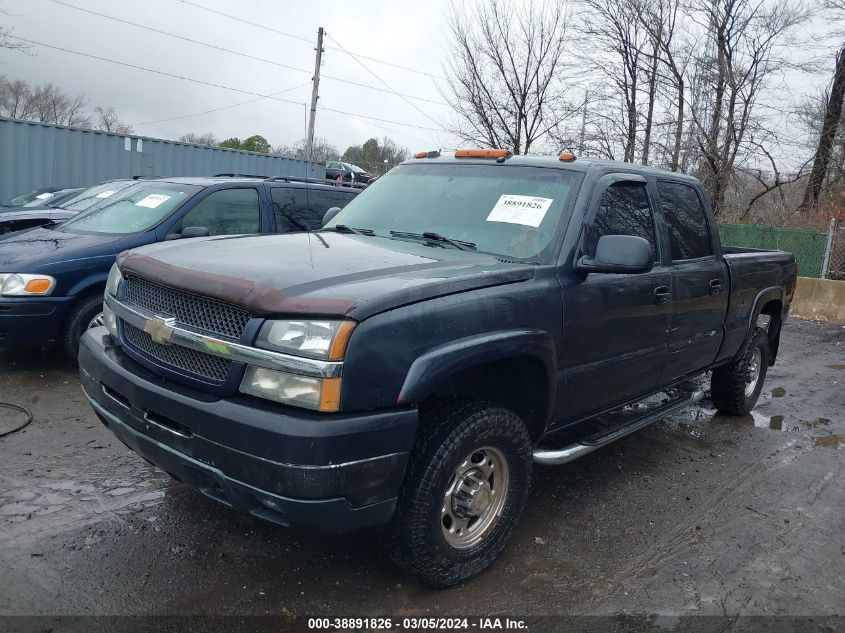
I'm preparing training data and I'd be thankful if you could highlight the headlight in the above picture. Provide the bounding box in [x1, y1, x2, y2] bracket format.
[240, 367, 341, 412]
[105, 263, 122, 297]
[0, 273, 57, 296]
[255, 320, 355, 360]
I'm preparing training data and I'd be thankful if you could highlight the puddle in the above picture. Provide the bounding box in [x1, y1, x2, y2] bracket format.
[825, 364, 845, 370]
[813, 435, 844, 448]
[771, 387, 786, 397]
[708, 409, 794, 432]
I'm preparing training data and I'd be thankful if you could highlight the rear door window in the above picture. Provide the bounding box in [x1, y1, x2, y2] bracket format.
[271, 187, 314, 232]
[658, 182, 714, 260]
[175, 187, 260, 236]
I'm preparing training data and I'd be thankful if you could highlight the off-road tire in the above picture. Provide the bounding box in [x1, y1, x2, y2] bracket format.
[711, 327, 770, 416]
[61, 293, 104, 361]
[386, 398, 532, 588]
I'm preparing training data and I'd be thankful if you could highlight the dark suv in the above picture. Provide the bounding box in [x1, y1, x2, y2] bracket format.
[0, 175, 358, 358]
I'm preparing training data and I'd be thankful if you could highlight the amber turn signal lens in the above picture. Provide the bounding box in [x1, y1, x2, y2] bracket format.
[455, 148, 510, 158]
[24, 278, 54, 294]
[319, 378, 342, 412]
[328, 321, 356, 361]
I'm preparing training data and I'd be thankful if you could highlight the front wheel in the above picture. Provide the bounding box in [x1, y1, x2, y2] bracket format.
[386, 399, 532, 588]
[711, 327, 770, 416]
[61, 294, 104, 361]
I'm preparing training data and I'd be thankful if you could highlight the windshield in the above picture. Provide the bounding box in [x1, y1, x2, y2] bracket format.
[59, 182, 201, 234]
[326, 163, 577, 260]
[59, 181, 138, 212]
[3, 189, 56, 207]
[344, 163, 366, 173]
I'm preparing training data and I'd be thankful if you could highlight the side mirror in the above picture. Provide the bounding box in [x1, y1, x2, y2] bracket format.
[165, 225, 210, 240]
[180, 226, 210, 239]
[322, 207, 342, 227]
[576, 235, 654, 274]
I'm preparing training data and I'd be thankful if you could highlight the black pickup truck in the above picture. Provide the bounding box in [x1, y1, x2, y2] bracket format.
[79, 151, 797, 587]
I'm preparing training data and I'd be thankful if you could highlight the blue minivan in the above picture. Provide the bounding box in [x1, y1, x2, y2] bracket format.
[0, 176, 360, 358]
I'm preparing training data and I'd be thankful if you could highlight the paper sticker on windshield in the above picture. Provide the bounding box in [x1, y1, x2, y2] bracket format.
[486, 195, 553, 228]
[35, 192, 53, 200]
[135, 194, 170, 209]
[96, 190, 117, 199]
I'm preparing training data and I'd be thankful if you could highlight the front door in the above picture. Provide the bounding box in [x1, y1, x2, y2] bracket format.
[558, 177, 671, 422]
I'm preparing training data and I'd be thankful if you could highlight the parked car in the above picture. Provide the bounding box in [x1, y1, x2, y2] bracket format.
[21, 187, 84, 209]
[325, 160, 372, 183]
[0, 176, 359, 358]
[0, 183, 137, 235]
[0, 186, 73, 208]
[79, 151, 796, 587]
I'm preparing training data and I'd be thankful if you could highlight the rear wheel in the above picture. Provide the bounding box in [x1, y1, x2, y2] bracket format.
[711, 327, 770, 415]
[61, 293, 104, 361]
[386, 399, 532, 588]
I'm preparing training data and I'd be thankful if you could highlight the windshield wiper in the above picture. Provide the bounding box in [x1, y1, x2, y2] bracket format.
[390, 230, 476, 252]
[333, 224, 375, 236]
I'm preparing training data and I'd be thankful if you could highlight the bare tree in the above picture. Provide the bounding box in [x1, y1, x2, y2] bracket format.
[581, 0, 654, 163]
[274, 137, 339, 162]
[179, 132, 219, 146]
[94, 105, 134, 134]
[800, 0, 845, 210]
[28, 82, 90, 127]
[688, 0, 807, 216]
[633, 0, 690, 170]
[443, 0, 573, 154]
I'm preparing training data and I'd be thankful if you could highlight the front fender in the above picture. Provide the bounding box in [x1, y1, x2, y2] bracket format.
[397, 328, 557, 421]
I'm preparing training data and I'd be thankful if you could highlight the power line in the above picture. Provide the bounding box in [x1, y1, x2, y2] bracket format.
[176, 0, 446, 81]
[134, 82, 311, 126]
[325, 32, 443, 128]
[320, 105, 449, 133]
[12, 36, 307, 107]
[11, 36, 453, 137]
[46, 0, 446, 106]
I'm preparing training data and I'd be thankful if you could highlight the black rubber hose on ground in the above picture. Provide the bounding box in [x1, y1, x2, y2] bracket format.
[0, 402, 33, 438]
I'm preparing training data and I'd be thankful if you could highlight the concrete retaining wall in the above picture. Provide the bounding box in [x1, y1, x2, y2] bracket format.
[790, 276, 845, 323]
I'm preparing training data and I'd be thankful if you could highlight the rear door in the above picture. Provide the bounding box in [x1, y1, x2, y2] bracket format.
[559, 176, 672, 420]
[656, 180, 729, 383]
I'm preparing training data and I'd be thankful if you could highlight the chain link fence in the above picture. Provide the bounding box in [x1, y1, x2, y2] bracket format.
[718, 223, 831, 278]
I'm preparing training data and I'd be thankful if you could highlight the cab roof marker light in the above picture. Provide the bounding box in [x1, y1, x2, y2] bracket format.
[414, 150, 441, 158]
[558, 151, 577, 162]
[454, 149, 511, 159]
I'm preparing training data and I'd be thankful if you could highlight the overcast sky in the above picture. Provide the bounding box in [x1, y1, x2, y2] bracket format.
[0, 0, 838, 166]
[0, 0, 459, 153]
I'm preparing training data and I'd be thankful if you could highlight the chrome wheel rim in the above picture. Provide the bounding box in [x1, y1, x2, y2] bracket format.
[745, 348, 762, 397]
[441, 446, 509, 550]
[87, 312, 104, 330]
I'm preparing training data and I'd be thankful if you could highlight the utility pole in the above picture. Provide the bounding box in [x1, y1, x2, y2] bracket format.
[306, 27, 324, 161]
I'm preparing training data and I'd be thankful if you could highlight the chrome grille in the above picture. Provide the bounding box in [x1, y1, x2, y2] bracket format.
[124, 322, 231, 383]
[124, 277, 250, 340]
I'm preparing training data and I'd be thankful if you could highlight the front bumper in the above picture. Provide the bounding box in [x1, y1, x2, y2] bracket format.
[0, 296, 72, 348]
[79, 328, 419, 532]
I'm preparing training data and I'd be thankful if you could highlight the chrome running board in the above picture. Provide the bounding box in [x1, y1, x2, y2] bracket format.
[532, 389, 705, 466]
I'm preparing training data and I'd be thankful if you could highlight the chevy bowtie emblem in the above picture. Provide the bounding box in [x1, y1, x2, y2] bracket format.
[144, 316, 176, 345]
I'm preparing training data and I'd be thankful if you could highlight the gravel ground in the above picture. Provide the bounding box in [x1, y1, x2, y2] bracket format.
[0, 319, 843, 628]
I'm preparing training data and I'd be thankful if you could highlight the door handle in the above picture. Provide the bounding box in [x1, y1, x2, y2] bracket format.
[709, 279, 722, 295]
[654, 286, 672, 304]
